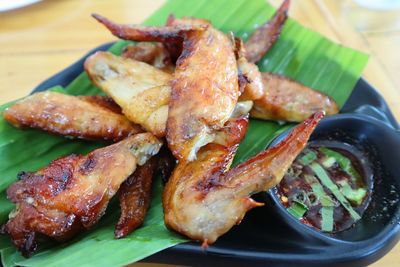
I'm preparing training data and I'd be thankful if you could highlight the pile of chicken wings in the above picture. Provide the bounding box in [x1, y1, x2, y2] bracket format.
[1, 0, 336, 256]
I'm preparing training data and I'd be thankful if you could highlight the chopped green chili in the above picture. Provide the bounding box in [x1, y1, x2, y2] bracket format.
[319, 147, 361, 182]
[337, 180, 367, 205]
[321, 206, 334, 232]
[299, 151, 317, 165]
[310, 162, 361, 221]
[304, 175, 335, 231]
[304, 175, 335, 207]
[287, 200, 308, 219]
[322, 157, 336, 168]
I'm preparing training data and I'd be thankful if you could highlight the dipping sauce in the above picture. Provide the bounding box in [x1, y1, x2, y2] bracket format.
[277, 141, 372, 233]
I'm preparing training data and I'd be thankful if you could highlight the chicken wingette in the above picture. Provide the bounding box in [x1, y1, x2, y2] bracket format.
[245, 0, 290, 63]
[251, 73, 338, 121]
[90, 15, 240, 161]
[3, 91, 142, 142]
[163, 112, 323, 245]
[85, 51, 171, 137]
[2, 133, 162, 256]
[115, 157, 157, 239]
[166, 18, 239, 161]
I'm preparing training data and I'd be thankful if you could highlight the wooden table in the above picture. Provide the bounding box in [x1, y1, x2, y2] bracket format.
[0, 0, 398, 266]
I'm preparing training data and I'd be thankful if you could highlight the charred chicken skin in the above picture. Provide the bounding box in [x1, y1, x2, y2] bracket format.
[2, 133, 162, 256]
[245, 0, 290, 63]
[92, 13, 208, 43]
[163, 112, 323, 245]
[115, 157, 157, 239]
[115, 147, 176, 239]
[3, 91, 142, 142]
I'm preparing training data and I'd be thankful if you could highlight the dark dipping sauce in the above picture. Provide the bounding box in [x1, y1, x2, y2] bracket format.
[277, 141, 373, 233]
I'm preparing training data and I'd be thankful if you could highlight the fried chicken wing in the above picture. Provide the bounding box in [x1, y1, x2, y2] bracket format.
[115, 144, 177, 239]
[166, 20, 239, 161]
[92, 13, 207, 43]
[85, 51, 172, 137]
[2, 133, 162, 256]
[251, 73, 339, 122]
[163, 111, 323, 245]
[3, 91, 142, 142]
[245, 0, 290, 63]
[122, 43, 174, 73]
[92, 14, 239, 161]
[115, 156, 157, 239]
[164, 15, 213, 62]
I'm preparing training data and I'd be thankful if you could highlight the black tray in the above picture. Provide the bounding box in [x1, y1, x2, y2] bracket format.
[31, 43, 400, 267]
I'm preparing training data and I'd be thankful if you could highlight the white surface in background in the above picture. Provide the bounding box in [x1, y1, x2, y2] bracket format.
[0, 0, 41, 12]
[354, 0, 400, 10]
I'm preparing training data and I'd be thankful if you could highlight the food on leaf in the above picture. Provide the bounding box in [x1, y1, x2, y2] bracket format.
[2, 133, 162, 256]
[3, 91, 142, 142]
[116, 156, 157, 239]
[245, 0, 290, 63]
[166, 17, 239, 161]
[164, 111, 323, 245]
[85, 51, 171, 137]
[92, 13, 208, 42]
[251, 73, 339, 122]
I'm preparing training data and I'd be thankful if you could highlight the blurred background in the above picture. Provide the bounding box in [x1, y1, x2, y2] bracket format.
[0, 0, 399, 265]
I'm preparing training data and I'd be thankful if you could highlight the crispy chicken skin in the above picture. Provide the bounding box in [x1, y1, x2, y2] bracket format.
[115, 156, 157, 239]
[163, 112, 323, 245]
[233, 37, 264, 101]
[251, 73, 339, 122]
[167, 19, 239, 161]
[92, 14, 240, 161]
[2, 133, 162, 256]
[92, 13, 208, 43]
[3, 91, 142, 142]
[85, 51, 172, 137]
[122, 43, 174, 73]
[245, 0, 290, 63]
[115, 145, 176, 238]
[77, 95, 123, 114]
[164, 15, 212, 62]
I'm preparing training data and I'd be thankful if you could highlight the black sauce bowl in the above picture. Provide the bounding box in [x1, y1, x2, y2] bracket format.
[264, 113, 400, 254]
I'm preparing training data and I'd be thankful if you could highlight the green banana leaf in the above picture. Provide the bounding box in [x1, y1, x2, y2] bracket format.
[0, 0, 368, 266]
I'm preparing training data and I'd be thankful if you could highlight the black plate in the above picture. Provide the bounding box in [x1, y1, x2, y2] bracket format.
[31, 43, 399, 267]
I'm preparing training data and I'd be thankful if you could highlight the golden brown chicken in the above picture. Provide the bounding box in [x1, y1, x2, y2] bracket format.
[91, 15, 240, 161]
[233, 37, 264, 101]
[122, 43, 174, 73]
[85, 51, 172, 137]
[2, 133, 162, 256]
[165, 17, 239, 161]
[115, 157, 157, 239]
[163, 112, 323, 245]
[163, 15, 216, 62]
[92, 13, 207, 42]
[115, 147, 176, 238]
[251, 73, 338, 121]
[242, 0, 339, 121]
[2, 91, 142, 142]
[245, 0, 290, 63]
